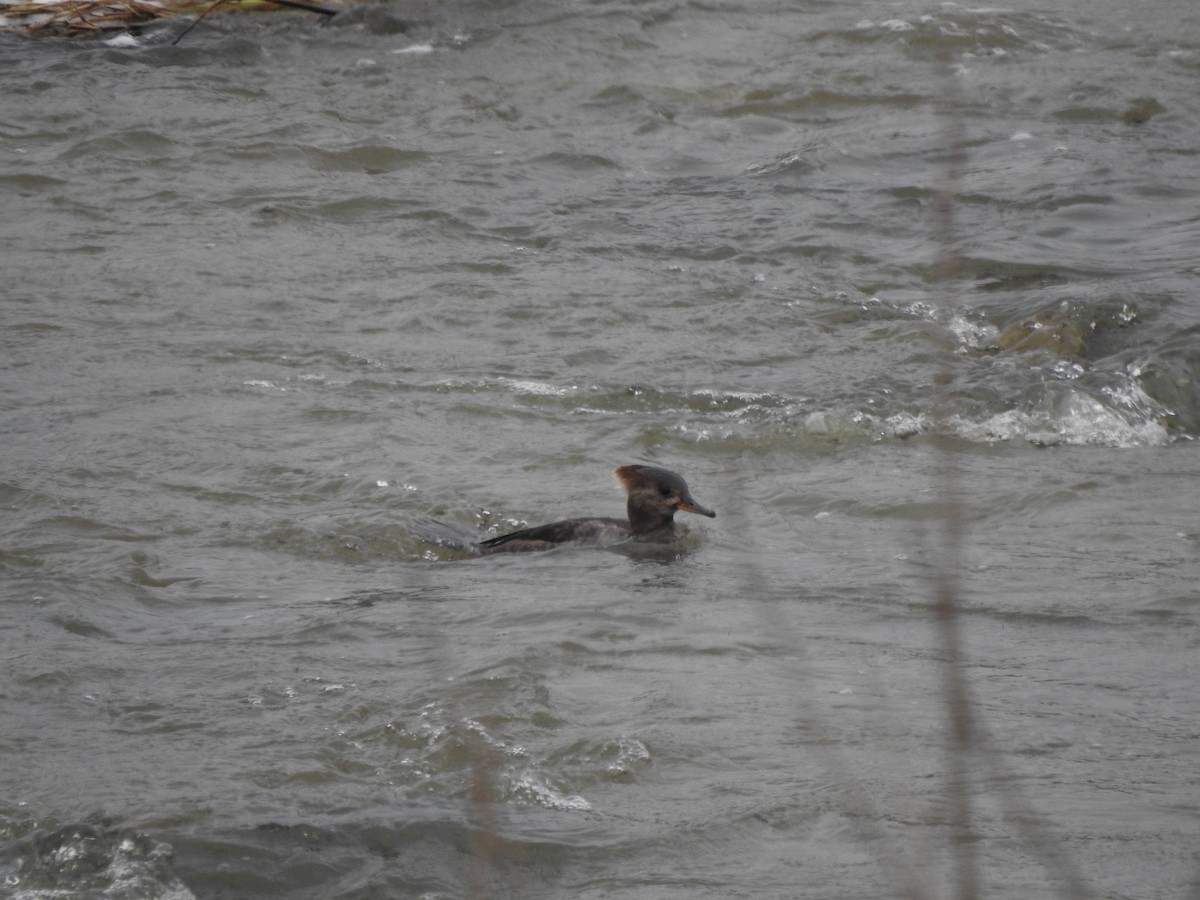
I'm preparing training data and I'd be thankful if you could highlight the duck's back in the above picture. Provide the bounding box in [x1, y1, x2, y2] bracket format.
[476, 517, 631, 554]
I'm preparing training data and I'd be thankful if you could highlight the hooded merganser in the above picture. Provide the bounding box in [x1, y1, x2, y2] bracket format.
[475, 465, 715, 555]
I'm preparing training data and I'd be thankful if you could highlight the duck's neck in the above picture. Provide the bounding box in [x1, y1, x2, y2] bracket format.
[627, 499, 675, 534]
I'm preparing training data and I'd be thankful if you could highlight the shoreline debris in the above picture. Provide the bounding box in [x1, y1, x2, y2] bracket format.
[1, 0, 339, 38]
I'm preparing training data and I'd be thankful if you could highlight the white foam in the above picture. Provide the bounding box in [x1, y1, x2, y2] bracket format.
[499, 377, 575, 397]
[512, 772, 592, 811]
[951, 383, 1171, 447]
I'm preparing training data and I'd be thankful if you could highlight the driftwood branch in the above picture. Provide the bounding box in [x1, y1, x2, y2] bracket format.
[7, 0, 339, 39]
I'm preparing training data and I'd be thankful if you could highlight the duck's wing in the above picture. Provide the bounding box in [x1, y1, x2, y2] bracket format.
[476, 517, 629, 554]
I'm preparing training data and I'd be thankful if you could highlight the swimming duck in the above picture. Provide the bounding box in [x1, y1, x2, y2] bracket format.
[475, 465, 715, 554]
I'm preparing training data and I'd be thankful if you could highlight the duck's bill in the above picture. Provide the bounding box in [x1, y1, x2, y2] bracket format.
[678, 501, 716, 518]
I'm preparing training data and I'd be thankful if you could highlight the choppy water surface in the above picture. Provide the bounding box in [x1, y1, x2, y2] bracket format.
[2, 0, 1199, 897]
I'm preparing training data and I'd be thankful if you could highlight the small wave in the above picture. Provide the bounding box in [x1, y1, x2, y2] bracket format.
[497, 377, 579, 397]
[951, 382, 1172, 447]
[416, 370, 1179, 449]
[391, 43, 435, 55]
[675, 386, 1172, 449]
[511, 772, 593, 812]
[0, 822, 195, 900]
[840, 6, 1086, 58]
[606, 736, 651, 775]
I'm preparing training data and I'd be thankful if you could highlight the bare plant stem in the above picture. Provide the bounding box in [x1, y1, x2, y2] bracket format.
[170, 0, 229, 45]
[931, 51, 980, 900]
[465, 732, 501, 900]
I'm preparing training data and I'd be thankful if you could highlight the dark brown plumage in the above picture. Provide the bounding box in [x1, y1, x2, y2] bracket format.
[476, 465, 715, 555]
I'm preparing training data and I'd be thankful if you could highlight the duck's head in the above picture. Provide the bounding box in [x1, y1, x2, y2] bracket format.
[615, 464, 716, 532]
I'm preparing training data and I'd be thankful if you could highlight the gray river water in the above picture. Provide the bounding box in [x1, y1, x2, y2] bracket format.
[2, 0, 1199, 897]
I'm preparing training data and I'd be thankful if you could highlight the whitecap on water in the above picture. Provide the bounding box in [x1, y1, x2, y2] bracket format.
[952, 381, 1171, 447]
[505, 380, 575, 397]
[947, 311, 999, 352]
[511, 772, 593, 812]
[492, 376, 578, 397]
[243, 379, 288, 391]
[795, 376, 1170, 447]
[606, 736, 650, 775]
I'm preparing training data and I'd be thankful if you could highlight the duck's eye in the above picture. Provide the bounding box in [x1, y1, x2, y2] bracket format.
[660, 485, 673, 497]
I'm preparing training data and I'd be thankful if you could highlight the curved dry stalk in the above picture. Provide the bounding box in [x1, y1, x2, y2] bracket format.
[169, 0, 229, 45]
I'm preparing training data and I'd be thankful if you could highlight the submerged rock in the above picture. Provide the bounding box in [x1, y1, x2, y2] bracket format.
[993, 305, 1090, 358]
